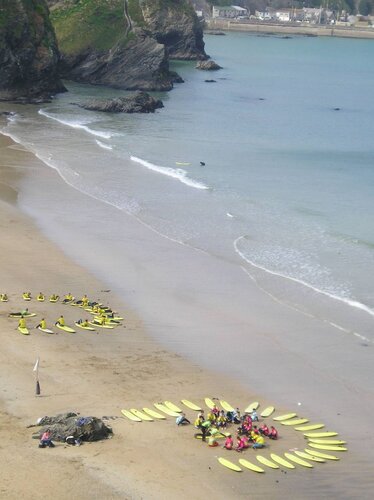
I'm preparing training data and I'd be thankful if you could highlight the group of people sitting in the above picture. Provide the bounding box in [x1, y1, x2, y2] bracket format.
[193, 406, 278, 451]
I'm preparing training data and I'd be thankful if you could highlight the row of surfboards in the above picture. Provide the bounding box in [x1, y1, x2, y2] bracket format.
[16, 320, 119, 335]
[217, 446, 344, 473]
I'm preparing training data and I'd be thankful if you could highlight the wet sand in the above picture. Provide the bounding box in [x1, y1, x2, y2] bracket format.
[0, 131, 373, 499]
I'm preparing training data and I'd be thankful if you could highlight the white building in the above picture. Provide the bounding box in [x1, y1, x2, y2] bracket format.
[212, 5, 248, 19]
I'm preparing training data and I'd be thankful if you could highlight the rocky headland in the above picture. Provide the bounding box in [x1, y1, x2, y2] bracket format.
[48, 0, 207, 91]
[0, 0, 65, 102]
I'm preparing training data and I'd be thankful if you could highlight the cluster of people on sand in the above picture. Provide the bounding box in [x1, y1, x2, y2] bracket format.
[193, 406, 278, 451]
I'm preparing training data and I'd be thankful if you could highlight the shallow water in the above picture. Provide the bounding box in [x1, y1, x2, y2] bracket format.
[2, 32, 374, 339]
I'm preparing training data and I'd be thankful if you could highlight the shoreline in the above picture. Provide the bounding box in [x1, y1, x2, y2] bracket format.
[206, 19, 374, 40]
[1, 121, 373, 497]
[0, 133, 303, 498]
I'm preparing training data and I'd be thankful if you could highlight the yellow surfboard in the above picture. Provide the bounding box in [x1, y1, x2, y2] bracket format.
[130, 409, 153, 422]
[121, 409, 142, 422]
[244, 401, 259, 413]
[18, 327, 29, 335]
[284, 453, 313, 468]
[308, 439, 346, 445]
[273, 413, 297, 422]
[164, 401, 182, 413]
[261, 406, 275, 418]
[294, 423, 324, 431]
[37, 326, 54, 334]
[239, 459, 264, 473]
[308, 443, 347, 452]
[295, 451, 325, 463]
[204, 398, 217, 410]
[143, 408, 166, 420]
[56, 324, 75, 333]
[304, 431, 338, 438]
[304, 449, 339, 460]
[154, 403, 180, 417]
[181, 399, 201, 411]
[218, 457, 242, 472]
[220, 400, 235, 412]
[281, 418, 309, 426]
[256, 455, 279, 469]
[270, 454, 295, 469]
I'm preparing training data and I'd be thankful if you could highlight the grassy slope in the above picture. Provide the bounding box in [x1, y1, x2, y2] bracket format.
[50, 0, 129, 55]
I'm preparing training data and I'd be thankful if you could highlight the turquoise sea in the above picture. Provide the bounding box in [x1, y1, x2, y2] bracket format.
[2, 32, 374, 341]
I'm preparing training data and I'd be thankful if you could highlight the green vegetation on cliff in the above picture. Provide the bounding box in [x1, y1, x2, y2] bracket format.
[50, 0, 130, 54]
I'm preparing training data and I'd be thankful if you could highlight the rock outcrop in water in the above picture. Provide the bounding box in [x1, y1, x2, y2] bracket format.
[77, 91, 164, 113]
[48, 0, 206, 91]
[196, 60, 222, 71]
[0, 0, 65, 102]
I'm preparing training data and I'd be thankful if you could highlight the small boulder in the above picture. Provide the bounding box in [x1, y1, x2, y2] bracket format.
[196, 60, 222, 71]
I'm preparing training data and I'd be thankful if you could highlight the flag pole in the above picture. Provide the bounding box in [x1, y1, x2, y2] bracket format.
[33, 357, 41, 395]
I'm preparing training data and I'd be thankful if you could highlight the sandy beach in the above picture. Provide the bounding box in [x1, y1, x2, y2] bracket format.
[0, 128, 373, 499]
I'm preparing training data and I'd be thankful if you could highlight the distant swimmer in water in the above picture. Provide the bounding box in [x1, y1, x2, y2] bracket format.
[200, 161, 205, 166]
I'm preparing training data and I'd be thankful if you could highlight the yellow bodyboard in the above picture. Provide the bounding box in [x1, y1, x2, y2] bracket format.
[218, 457, 242, 472]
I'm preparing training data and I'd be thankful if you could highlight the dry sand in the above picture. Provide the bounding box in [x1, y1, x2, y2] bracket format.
[0, 132, 371, 499]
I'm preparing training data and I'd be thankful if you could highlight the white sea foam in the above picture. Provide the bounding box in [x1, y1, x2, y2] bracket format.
[38, 109, 113, 139]
[130, 155, 210, 190]
[234, 235, 374, 318]
[95, 140, 113, 150]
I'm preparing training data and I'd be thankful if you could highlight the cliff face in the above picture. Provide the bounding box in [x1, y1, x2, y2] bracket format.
[48, 0, 206, 91]
[136, 0, 206, 60]
[0, 0, 65, 101]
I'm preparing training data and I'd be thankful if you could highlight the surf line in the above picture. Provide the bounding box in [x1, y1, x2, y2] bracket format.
[130, 155, 210, 191]
[38, 109, 114, 139]
[240, 265, 373, 344]
[234, 235, 374, 319]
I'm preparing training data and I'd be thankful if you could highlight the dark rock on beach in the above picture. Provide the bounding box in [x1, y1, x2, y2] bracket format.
[77, 91, 164, 113]
[196, 60, 222, 71]
[33, 412, 112, 442]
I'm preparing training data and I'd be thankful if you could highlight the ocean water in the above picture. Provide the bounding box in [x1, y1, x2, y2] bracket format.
[2, 32, 374, 339]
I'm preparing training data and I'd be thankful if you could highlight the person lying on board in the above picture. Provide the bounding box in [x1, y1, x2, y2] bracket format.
[62, 293, 74, 303]
[269, 426, 278, 440]
[223, 434, 234, 450]
[77, 319, 90, 328]
[176, 413, 191, 426]
[55, 315, 65, 326]
[0, 293, 8, 301]
[37, 292, 45, 300]
[50, 293, 59, 301]
[23, 292, 31, 299]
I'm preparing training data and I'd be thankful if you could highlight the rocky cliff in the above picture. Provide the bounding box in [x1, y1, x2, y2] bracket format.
[0, 0, 65, 101]
[48, 0, 206, 91]
[139, 0, 206, 60]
